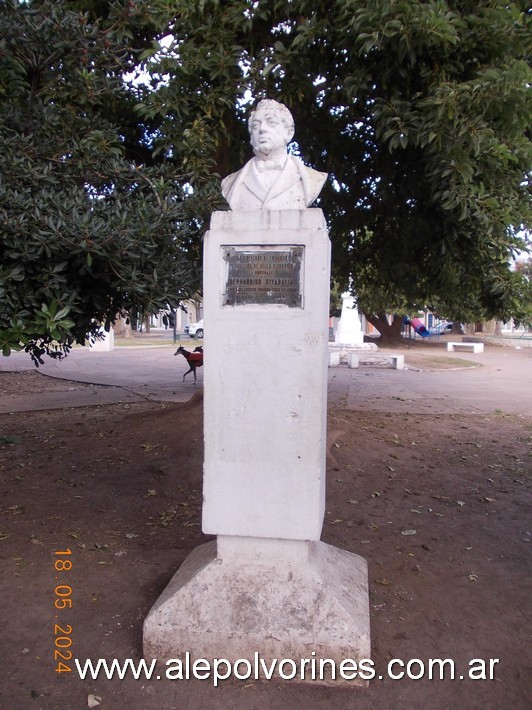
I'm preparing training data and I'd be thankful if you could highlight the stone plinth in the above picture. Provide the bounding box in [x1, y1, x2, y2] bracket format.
[335, 292, 364, 346]
[328, 341, 378, 366]
[202, 209, 330, 541]
[143, 537, 370, 686]
[143, 208, 370, 684]
[329, 351, 341, 367]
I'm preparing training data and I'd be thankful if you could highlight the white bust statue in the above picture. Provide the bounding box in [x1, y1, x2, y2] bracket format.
[221, 99, 327, 211]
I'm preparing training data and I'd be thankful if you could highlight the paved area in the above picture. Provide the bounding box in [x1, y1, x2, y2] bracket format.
[0, 342, 531, 416]
[328, 356, 531, 415]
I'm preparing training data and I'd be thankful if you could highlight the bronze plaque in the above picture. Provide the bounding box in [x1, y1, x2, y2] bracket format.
[223, 246, 303, 307]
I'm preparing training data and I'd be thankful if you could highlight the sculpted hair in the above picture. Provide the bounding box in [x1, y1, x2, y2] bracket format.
[248, 99, 295, 137]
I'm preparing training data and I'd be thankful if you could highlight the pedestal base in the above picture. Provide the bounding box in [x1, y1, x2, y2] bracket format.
[143, 538, 370, 686]
[329, 342, 378, 363]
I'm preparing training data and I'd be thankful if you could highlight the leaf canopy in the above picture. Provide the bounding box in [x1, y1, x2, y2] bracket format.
[139, 0, 531, 325]
[1, 0, 531, 360]
[0, 0, 217, 362]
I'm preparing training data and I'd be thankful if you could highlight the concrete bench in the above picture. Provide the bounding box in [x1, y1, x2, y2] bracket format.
[446, 341, 484, 353]
[347, 353, 405, 370]
[329, 351, 341, 367]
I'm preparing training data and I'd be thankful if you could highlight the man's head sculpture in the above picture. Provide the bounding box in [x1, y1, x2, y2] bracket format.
[221, 97, 327, 211]
[248, 99, 295, 156]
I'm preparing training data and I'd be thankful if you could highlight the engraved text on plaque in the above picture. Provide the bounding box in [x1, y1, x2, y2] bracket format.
[223, 246, 303, 307]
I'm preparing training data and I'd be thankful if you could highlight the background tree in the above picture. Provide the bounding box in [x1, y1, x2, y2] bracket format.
[0, 0, 215, 363]
[514, 257, 532, 325]
[2, 0, 530, 356]
[139, 0, 530, 342]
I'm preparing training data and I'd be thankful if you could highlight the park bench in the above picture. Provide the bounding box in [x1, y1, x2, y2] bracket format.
[446, 341, 484, 353]
[328, 352, 405, 369]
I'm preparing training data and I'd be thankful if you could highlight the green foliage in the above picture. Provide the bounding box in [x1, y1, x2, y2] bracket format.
[139, 0, 531, 331]
[514, 257, 532, 323]
[253, 1, 531, 327]
[1, 0, 531, 357]
[0, 0, 213, 363]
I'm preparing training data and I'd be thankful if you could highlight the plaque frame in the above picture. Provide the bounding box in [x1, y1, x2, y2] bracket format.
[222, 245, 304, 308]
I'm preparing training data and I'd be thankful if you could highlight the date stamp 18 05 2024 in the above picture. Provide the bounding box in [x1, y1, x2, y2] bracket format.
[52, 549, 73, 674]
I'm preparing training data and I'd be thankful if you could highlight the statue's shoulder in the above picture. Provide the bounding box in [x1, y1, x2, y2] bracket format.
[289, 156, 327, 205]
[221, 168, 240, 192]
[291, 155, 327, 182]
[221, 160, 253, 198]
[308, 166, 328, 186]
[221, 166, 243, 203]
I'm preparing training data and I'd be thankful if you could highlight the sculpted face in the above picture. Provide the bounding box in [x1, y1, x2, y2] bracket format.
[221, 97, 327, 210]
[250, 108, 293, 156]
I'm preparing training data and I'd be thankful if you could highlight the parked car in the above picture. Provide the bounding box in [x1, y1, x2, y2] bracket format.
[185, 319, 204, 339]
[429, 321, 452, 335]
[429, 321, 464, 335]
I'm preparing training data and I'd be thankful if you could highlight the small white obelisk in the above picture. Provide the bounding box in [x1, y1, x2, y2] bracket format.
[335, 292, 364, 345]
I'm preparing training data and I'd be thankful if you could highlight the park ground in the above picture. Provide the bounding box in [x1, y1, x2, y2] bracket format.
[0, 340, 530, 709]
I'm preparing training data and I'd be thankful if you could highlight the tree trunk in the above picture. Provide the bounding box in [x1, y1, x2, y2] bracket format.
[113, 313, 133, 338]
[451, 321, 463, 335]
[363, 313, 405, 345]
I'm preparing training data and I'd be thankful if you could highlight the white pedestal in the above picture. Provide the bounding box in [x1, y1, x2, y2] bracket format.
[143, 209, 370, 683]
[89, 328, 114, 351]
[335, 292, 364, 346]
[329, 351, 341, 367]
[144, 537, 370, 686]
[348, 353, 359, 368]
[202, 210, 330, 540]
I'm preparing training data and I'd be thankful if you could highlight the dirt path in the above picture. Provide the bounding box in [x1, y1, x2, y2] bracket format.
[0, 370, 531, 709]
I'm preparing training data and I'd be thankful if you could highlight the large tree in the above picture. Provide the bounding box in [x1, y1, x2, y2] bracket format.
[0, 0, 216, 363]
[2, 0, 531, 356]
[139, 0, 530, 342]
